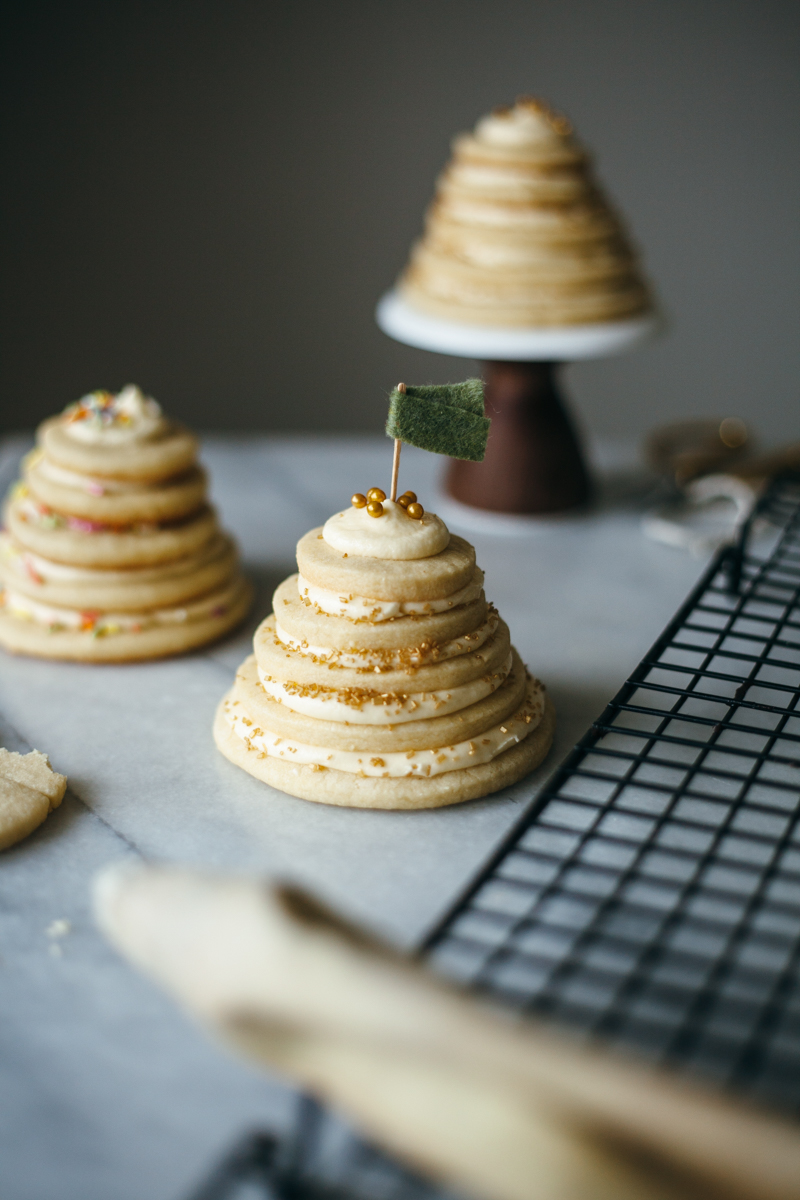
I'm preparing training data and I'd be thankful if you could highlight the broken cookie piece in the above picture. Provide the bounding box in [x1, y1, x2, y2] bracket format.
[0, 748, 67, 850]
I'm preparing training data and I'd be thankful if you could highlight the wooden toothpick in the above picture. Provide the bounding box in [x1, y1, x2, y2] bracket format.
[390, 383, 405, 501]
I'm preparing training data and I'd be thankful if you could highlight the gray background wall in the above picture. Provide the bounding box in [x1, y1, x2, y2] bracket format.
[2, 0, 799, 446]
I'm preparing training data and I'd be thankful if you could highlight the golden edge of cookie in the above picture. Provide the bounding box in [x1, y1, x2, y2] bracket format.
[213, 691, 555, 810]
[0, 578, 253, 663]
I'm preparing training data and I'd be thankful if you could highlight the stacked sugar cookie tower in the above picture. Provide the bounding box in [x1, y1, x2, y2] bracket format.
[0, 386, 251, 661]
[400, 96, 651, 327]
[215, 486, 554, 809]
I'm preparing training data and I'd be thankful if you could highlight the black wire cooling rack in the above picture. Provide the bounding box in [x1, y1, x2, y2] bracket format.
[188, 473, 800, 1200]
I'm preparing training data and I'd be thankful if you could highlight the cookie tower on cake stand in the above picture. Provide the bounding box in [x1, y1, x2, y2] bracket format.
[0, 386, 251, 661]
[377, 97, 659, 515]
[214, 382, 555, 809]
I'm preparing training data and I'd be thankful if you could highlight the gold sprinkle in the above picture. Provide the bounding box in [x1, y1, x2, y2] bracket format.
[468, 742, 477, 755]
[500, 726, 508, 733]
[370, 757, 386, 768]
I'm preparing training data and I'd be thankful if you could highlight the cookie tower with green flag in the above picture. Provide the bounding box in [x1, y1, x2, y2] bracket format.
[214, 378, 553, 810]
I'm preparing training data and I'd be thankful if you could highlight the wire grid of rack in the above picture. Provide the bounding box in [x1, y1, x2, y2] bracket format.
[424, 476, 800, 1111]
[190, 473, 800, 1199]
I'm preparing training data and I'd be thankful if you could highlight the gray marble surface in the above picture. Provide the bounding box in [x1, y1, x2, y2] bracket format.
[0, 434, 709, 1200]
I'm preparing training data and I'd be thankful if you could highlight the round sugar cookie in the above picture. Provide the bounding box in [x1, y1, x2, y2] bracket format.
[266, 597, 497, 670]
[272, 576, 487, 651]
[0, 532, 237, 612]
[25, 458, 207, 524]
[296, 529, 475, 601]
[6, 498, 219, 568]
[213, 690, 555, 809]
[255, 612, 510, 694]
[230, 650, 528, 752]
[0, 576, 252, 663]
[39, 417, 198, 482]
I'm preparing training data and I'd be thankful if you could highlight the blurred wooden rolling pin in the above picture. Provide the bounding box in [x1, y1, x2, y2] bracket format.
[95, 864, 800, 1200]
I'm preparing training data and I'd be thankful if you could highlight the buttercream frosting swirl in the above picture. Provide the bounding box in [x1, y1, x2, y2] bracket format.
[474, 100, 571, 148]
[61, 385, 165, 445]
[323, 499, 449, 560]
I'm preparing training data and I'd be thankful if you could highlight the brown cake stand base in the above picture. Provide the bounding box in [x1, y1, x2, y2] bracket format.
[446, 361, 592, 515]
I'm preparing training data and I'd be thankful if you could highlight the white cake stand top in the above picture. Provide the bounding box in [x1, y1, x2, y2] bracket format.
[376, 289, 661, 361]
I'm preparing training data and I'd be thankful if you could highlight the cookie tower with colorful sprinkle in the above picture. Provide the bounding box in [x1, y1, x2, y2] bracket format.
[0, 386, 251, 661]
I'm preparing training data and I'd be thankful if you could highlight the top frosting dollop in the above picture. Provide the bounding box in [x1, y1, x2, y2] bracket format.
[322, 499, 450, 560]
[474, 99, 572, 149]
[61, 385, 166, 445]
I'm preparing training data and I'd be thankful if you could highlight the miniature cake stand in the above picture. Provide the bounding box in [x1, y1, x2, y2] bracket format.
[376, 289, 660, 515]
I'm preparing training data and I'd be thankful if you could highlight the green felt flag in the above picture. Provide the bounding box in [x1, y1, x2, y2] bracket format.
[385, 379, 490, 462]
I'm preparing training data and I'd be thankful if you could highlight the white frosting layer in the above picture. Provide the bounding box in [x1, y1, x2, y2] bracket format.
[257, 653, 512, 724]
[224, 677, 544, 778]
[323, 499, 449, 560]
[0, 581, 237, 635]
[475, 102, 568, 148]
[273, 608, 498, 670]
[62, 385, 165, 445]
[295, 571, 482, 621]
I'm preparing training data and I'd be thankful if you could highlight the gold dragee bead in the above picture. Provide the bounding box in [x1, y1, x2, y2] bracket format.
[351, 493, 367, 509]
[397, 495, 410, 508]
[401, 490, 417, 504]
[367, 501, 384, 518]
[367, 487, 385, 503]
[407, 502, 424, 519]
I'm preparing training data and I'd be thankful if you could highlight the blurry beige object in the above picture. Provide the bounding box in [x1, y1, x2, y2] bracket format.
[0, 748, 66, 849]
[399, 97, 653, 328]
[642, 418, 800, 554]
[96, 863, 800, 1200]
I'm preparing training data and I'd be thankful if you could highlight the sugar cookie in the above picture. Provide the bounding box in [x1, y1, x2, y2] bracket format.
[296, 528, 475, 600]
